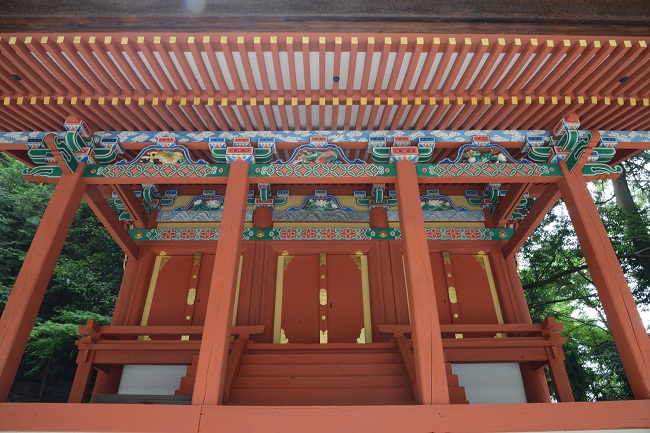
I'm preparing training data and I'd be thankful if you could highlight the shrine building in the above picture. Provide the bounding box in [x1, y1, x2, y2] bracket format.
[0, 1, 649, 432]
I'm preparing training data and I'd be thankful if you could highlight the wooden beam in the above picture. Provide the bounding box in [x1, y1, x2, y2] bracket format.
[1, 400, 650, 433]
[192, 160, 250, 405]
[396, 159, 449, 404]
[502, 184, 560, 258]
[112, 184, 150, 229]
[84, 185, 139, 259]
[0, 163, 86, 400]
[558, 161, 650, 399]
[492, 183, 530, 227]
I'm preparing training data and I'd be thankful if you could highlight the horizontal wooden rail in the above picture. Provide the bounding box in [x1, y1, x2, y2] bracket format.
[378, 317, 563, 337]
[78, 320, 264, 341]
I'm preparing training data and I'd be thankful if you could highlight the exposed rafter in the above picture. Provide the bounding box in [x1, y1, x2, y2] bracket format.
[0, 34, 648, 134]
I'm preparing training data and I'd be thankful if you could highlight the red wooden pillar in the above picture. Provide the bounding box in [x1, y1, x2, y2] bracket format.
[0, 166, 86, 401]
[252, 206, 273, 228]
[395, 160, 449, 404]
[192, 160, 250, 405]
[558, 161, 650, 399]
[369, 207, 389, 227]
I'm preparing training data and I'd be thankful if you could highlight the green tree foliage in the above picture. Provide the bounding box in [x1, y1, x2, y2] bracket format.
[0, 153, 123, 401]
[519, 152, 650, 401]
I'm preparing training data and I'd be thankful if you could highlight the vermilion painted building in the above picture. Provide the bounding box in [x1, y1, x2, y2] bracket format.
[0, 2, 649, 432]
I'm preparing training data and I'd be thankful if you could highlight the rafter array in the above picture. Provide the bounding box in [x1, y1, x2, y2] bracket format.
[0, 33, 648, 133]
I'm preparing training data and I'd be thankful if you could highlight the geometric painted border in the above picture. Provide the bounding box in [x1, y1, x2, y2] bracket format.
[4, 129, 649, 144]
[128, 227, 512, 241]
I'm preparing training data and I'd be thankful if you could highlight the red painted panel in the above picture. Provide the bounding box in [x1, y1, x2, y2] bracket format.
[282, 255, 320, 344]
[192, 254, 215, 326]
[452, 255, 500, 325]
[147, 255, 194, 326]
[327, 255, 365, 344]
[429, 253, 454, 325]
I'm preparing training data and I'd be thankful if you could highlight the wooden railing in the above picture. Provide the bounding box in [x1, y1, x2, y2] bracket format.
[69, 321, 263, 403]
[71, 318, 573, 403]
[378, 317, 573, 402]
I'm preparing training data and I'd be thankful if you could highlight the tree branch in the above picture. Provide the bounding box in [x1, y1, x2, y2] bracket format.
[523, 264, 589, 290]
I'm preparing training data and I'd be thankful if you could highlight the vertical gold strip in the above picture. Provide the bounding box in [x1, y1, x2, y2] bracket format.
[360, 254, 373, 343]
[273, 254, 286, 343]
[402, 256, 412, 324]
[481, 254, 505, 338]
[138, 254, 164, 340]
[231, 255, 244, 327]
[481, 254, 504, 324]
[140, 254, 163, 326]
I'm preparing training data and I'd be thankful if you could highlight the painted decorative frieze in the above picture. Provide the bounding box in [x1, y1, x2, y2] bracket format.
[128, 227, 512, 241]
[247, 184, 289, 208]
[521, 116, 620, 173]
[354, 184, 397, 209]
[117, 136, 207, 165]
[209, 136, 276, 164]
[110, 191, 133, 222]
[278, 136, 364, 165]
[85, 163, 229, 179]
[465, 184, 504, 213]
[5, 129, 650, 146]
[251, 163, 392, 178]
[418, 163, 556, 177]
[370, 135, 435, 163]
[441, 134, 529, 164]
[274, 190, 369, 222]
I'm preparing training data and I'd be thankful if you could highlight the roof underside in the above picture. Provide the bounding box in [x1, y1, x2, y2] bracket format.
[0, 32, 648, 134]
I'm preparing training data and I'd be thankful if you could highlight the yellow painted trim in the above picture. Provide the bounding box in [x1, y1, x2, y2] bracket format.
[360, 254, 372, 343]
[481, 254, 505, 326]
[273, 254, 286, 343]
[231, 255, 244, 327]
[138, 254, 164, 340]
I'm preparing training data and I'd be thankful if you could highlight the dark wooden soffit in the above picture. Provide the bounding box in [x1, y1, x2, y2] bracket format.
[0, 0, 649, 35]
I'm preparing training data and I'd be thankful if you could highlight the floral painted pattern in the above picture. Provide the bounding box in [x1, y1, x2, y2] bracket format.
[129, 227, 512, 241]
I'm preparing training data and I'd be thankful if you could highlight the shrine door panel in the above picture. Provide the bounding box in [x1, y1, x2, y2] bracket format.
[326, 255, 366, 344]
[143, 255, 194, 327]
[276, 254, 369, 344]
[429, 252, 504, 328]
[278, 255, 320, 344]
[143, 253, 237, 331]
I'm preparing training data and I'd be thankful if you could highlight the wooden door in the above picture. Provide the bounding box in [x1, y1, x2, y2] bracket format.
[275, 253, 370, 344]
[142, 252, 238, 335]
[430, 252, 504, 328]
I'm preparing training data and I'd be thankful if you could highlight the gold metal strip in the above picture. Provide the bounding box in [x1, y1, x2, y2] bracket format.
[360, 254, 373, 343]
[231, 255, 244, 327]
[273, 253, 287, 343]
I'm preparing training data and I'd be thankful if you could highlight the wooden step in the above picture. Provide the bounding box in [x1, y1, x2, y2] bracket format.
[238, 363, 406, 377]
[242, 352, 401, 365]
[94, 394, 192, 405]
[174, 355, 200, 396]
[449, 386, 469, 403]
[234, 375, 410, 389]
[446, 374, 460, 387]
[228, 387, 415, 405]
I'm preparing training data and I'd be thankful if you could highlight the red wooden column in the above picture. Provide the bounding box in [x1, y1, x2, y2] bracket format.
[369, 207, 389, 227]
[395, 160, 449, 404]
[0, 165, 86, 401]
[558, 161, 650, 399]
[192, 160, 250, 405]
[252, 206, 273, 228]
